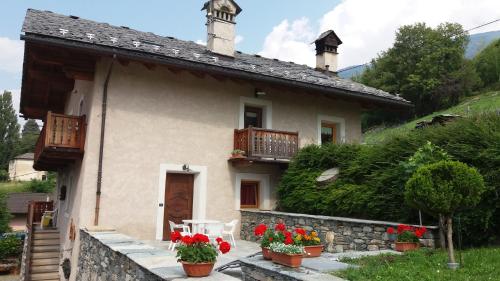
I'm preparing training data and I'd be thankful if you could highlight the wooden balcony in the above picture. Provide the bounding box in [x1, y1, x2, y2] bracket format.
[231, 127, 299, 166]
[34, 112, 86, 171]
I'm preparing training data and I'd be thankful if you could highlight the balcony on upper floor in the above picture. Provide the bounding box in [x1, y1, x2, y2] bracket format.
[34, 111, 86, 171]
[230, 127, 299, 166]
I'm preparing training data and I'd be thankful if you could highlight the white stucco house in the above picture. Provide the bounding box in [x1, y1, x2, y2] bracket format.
[18, 0, 410, 279]
[8, 153, 47, 181]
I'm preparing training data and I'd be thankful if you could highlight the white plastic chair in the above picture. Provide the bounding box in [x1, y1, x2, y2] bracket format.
[205, 223, 225, 244]
[168, 220, 191, 251]
[223, 219, 238, 247]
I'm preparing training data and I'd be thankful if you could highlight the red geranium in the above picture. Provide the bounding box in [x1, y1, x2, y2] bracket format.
[295, 228, 306, 235]
[268, 237, 273, 242]
[254, 224, 267, 236]
[192, 233, 210, 243]
[284, 231, 292, 238]
[415, 227, 427, 238]
[216, 237, 223, 244]
[181, 235, 194, 245]
[387, 227, 395, 235]
[171, 231, 182, 242]
[219, 241, 231, 254]
[284, 236, 294, 245]
[275, 223, 286, 232]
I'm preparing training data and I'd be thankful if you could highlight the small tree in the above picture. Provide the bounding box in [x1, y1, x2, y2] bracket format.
[405, 160, 485, 267]
[0, 193, 12, 234]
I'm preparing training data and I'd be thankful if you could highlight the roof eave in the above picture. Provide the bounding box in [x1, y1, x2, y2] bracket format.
[21, 33, 412, 108]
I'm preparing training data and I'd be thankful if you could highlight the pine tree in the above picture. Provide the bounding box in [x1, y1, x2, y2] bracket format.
[17, 119, 40, 155]
[0, 91, 20, 171]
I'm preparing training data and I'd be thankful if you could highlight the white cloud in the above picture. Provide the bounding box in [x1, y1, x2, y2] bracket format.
[260, 0, 500, 69]
[196, 39, 207, 46]
[259, 18, 316, 66]
[235, 35, 244, 45]
[0, 37, 24, 74]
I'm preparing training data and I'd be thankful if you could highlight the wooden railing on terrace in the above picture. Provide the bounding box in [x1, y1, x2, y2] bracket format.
[34, 111, 86, 163]
[234, 127, 299, 160]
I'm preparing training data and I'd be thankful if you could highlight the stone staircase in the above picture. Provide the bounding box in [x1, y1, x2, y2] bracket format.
[28, 227, 60, 281]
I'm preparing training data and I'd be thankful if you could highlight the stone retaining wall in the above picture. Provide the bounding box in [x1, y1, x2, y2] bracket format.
[240, 210, 438, 252]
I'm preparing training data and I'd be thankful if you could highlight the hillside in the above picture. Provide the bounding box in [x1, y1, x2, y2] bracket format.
[339, 30, 500, 79]
[363, 91, 500, 144]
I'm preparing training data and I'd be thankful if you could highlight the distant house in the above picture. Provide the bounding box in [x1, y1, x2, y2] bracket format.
[8, 153, 47, 181]
[6, 193, 52, 231]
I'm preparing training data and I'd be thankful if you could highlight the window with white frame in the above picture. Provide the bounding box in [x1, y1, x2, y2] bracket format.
[317, 115, 345, 145]
[239, 97, 272, 129]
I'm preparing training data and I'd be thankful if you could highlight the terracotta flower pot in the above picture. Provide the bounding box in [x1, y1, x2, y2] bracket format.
[303, 245, 323, 258]
[181, 262, 215, 277]
[395, 242, 420, 252]
[271, 252, 303, 268]
[262, 247, 272, 260]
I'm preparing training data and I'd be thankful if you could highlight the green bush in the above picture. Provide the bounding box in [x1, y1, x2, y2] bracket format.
[0, 236, 22, 260]
[0, 193, 12, 234]
[27, 172, 56, 193]
[277, 113, 500, 246]
[0, 170, 8, 182]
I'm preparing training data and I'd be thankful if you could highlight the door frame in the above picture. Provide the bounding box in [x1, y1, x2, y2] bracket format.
[156, 164, 208, 240]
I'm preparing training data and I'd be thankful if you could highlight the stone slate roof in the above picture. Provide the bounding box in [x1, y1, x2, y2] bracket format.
[14, 153, 34, 160]
[6, 193, 52, 214]
[21, 9, 409, 106]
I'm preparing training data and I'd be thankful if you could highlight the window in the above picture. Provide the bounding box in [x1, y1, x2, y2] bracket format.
[321, 122, 338, 144]
[240, 181, 259, 209]
[244, 106, 263, 128]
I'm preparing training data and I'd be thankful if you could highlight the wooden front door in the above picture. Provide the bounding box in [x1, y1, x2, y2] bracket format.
[163, 173, 194, 241]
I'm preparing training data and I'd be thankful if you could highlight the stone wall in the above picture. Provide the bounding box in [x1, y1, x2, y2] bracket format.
[77, 230, 163, 281]
[240, 210, 438, 252]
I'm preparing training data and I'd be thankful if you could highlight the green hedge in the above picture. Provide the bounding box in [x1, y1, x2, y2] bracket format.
[277, 113, 500, 246]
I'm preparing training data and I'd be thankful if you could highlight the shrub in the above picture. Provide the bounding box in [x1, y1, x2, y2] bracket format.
[0, 170, 8, 182]
[0, 236, 22, 260]
[405, 160, 486, 264]
[0, 193, 12, 234]
[277, 113, 500, 246]
[27, 172, 56, 193]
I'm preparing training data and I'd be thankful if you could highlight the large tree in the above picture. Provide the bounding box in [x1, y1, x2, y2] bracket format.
[474, 39, 500, 88]
[17, 119, 40, 155]
[360, 22, 480, 118]
[0, 91, 20, 171]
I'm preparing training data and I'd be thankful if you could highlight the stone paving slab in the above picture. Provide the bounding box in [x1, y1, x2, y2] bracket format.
[301, 257, 355, 272]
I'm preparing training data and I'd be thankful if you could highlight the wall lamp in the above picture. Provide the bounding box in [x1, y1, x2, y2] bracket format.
[182, 164, 190, 172]
[255, 89, 266, 98]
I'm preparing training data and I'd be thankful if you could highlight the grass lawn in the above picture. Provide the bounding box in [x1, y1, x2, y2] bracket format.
[333, 248, 500, 281]
[0, 181, 31, 195]
[363, 91, 500, 144]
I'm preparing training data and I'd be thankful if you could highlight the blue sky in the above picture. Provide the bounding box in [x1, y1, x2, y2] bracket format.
[2, 0, 500, 124]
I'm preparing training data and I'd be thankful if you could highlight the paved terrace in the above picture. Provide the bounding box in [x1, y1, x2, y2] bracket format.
[82, 230, 401, 281]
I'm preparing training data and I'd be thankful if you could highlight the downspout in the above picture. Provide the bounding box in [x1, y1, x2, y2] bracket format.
[94, 55, 116, 226]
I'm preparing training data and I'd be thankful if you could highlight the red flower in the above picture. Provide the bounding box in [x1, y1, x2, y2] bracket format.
[219, 241, 231, 254]
[387, 227, 395, 235]
[284, 231, 292, 238]
[254, 224, 267, 236]
[275, 223, 286, 232]
[415, 227, 427, 238]
[397, 224, 412, 234]
[295, 228, 306, 235]
[192, 233, 210, 243]
[181, 235, 194, 245]
[284, 236, 294, 245]
[216, 237, 223, 244]
[171, 231, 182, 242]
[268, 237, 273, 242]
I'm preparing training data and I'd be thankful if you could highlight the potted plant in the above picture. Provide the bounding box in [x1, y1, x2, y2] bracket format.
[230, 149, 246, 159]
[254, 224, 274, 260]
[175, 232, 231, 277]
[269, 242, 304, 268]
[293, 228, 323, 257]
[387, 224, 426, 252]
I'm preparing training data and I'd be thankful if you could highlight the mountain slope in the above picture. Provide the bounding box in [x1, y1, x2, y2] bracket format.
[363, 91, 500, 144]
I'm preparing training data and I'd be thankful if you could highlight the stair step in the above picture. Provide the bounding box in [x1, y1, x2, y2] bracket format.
[31, 264, 59, 273]
[33, 227, 59, 233]
[32, 257, 60, 266]
[32, 245, 59, 253]
[33, 239, 60, 246]
[32, 252, 59, 259]
[34, 232, 59, 240]
[30, 272, 59, 281]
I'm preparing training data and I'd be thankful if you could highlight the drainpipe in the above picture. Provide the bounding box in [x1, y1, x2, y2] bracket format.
[94, 55, 116, 226]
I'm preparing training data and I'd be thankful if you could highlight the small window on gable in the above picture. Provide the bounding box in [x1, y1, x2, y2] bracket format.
[321, 122, 338, 144]
[240, 181, 259, 209]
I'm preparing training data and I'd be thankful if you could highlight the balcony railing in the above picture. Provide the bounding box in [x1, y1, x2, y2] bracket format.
[233, 127, 299, 160]
[34, 111, 86, 170]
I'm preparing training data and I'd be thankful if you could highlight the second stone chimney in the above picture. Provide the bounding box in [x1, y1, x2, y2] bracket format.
[315, 30, 343, 73]
[202, 0, 242, 57]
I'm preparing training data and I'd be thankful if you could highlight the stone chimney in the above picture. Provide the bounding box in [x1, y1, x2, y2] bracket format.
[202, 0, 242, 57]
[315, 30, 343, 73]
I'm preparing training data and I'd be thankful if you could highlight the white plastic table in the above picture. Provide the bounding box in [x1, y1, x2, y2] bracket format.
[182, 219, 221, 234]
